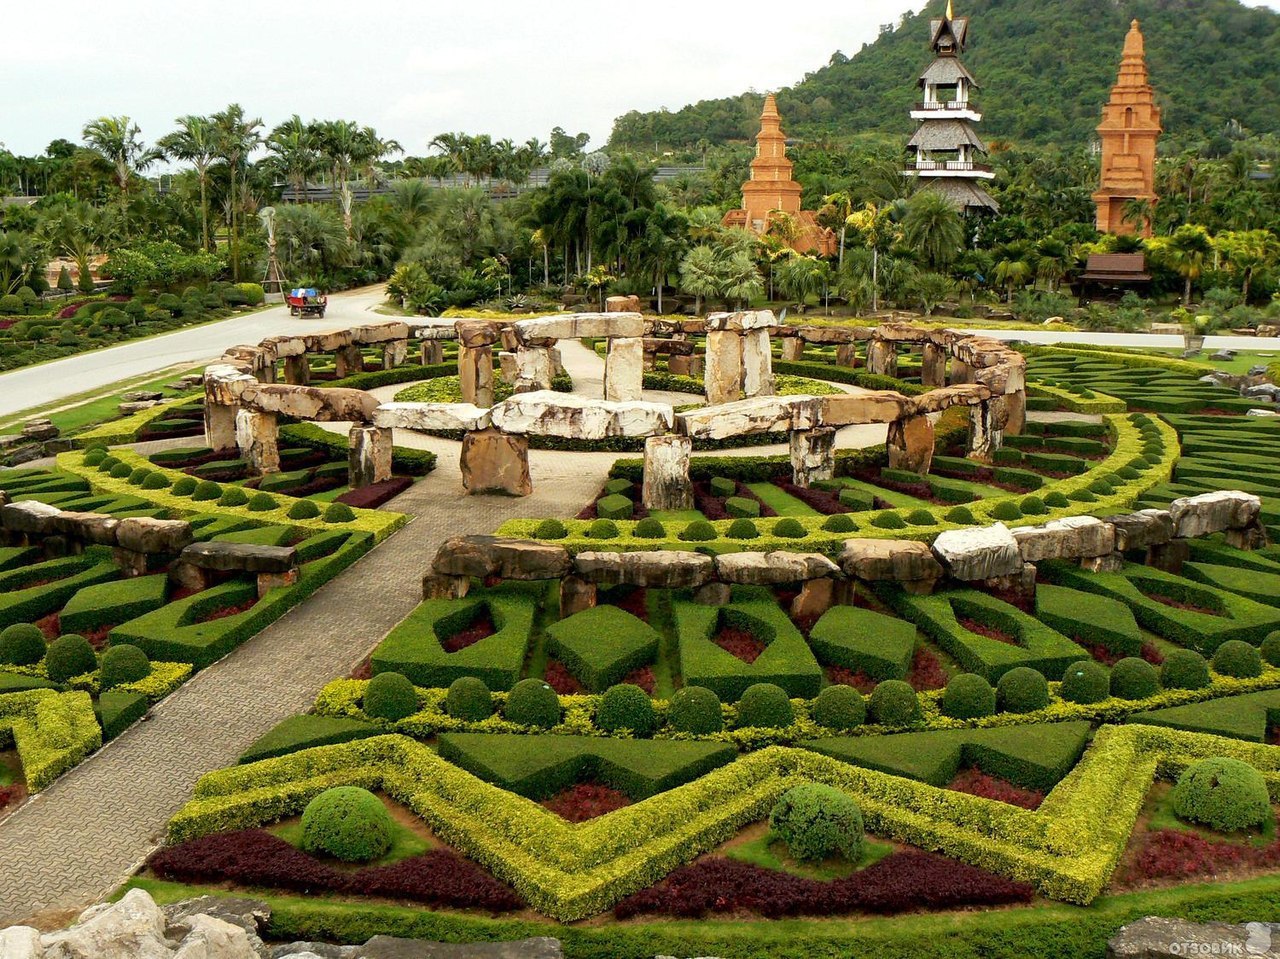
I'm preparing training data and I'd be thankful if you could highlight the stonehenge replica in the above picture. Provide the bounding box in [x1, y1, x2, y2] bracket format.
[200, 310, 1029, 502]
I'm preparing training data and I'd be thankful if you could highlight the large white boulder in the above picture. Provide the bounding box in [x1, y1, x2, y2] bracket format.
[932, 523, 1024, 581]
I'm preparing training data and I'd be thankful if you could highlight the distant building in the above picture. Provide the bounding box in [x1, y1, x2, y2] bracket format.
[722, 95, 836, 256]
[902, 0, 998, 213]
[1093, 20, 1162, 236]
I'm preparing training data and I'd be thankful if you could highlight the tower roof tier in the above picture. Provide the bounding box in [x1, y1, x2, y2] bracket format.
[919, 58, 977, 87]
[908, 119, 987, 153]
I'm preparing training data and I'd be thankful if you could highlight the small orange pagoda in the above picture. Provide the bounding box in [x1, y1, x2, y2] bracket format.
[723, 95, 836, 256]
[1093, 19, 1163, 236]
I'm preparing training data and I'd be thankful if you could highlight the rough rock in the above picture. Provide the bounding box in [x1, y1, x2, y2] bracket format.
[789, 427, 835, 487]
[606, 294, 642, 313]
[513, 313, 643, 343]
[272, 945, 356, 959]
[459, 345, 496, 409]
[51, 512, 119, 546]
[796, 325, 860, 345]
[573, 550, 714, 589]
[161, 896, 269, 943]
[348, 425, 393, 488]
[235, 409, 281, 475]
[558, 575, 597, 617]
[454, 320, 501, 349]
[931, 524, 1023, 581]
[490, 392, 672, 439]
[913, 383, 991, 415]
[642, 435, 693, 512]
[1169, 491, 1261, 538]
[356, 936, 563, 959]
[1108, 510, 1175, 552]
[179, 542, 298, 574]
[239, 385, 378, 424]
[886, 414, 935, 475]
[350, 321, 410, 345]
[460, 428, 531, 496]
[170, 914, 260, 959]
[1248, 409, 1280, 418]
[40, 888, 172, 959]
[677, 395, 817, 440]
[966, 398, 1006, 460]
[921, 341, 948, 388]
[514, 347, 554, 394]
[408, 323, 458, 341]
[705, 310, 774, 332]
[122, 391, 165, 403]
[839, 539, 943, 583]
[115, 517, 194, 554]
[714, 551, 840, 586]
[865, 339, 898, 377]
[820, 391, 913, 427]
[0, 926, 41, 958]
[0, 500, 63, 534]
[1013, 516, 1115, 563]
[603, 336, 644, 402]
[704, 329, 744, 406]
[374, 403, 492, 433]
[740, 328, 774, 398]
[433, 536, 570, 581]
[1107, 917, 1278, 959]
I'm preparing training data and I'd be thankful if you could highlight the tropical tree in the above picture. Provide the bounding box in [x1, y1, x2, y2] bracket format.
[1121, 197, 1156, 237]
[777, 255, 832, 311]
[311, 120, 401, 239]
[0, 231, 32, 294]
[820, 190, 856, 269]
[266, 115, 319, 201]
[1034, 236, 1070, 292]
[1157, 224, 1215, 306]
[1216, 229, 1280, 300]
[902, 190, 964, 271]
[81, 116, 159, 230]
[211, 104, 262, 280]
[157, 115, 217, 250]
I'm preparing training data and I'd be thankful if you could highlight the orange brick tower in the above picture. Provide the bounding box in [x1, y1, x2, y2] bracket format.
[723, 95, 836, 256]
[1094, 20, 1162, 236]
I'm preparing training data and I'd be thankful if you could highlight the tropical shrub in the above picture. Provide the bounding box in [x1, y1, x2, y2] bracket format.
[997, 667, 1049, 714]
[735, 683, 794, 729]
[942, 673, 996, 719]
[1059, 660, 1110, 704]
[99, 644, 150, 690]
[770, 784, 864, 862]
[504, 678, 560, 728]
[300, 786, 394, 862]
[1212, 641, 1263, 679]
[1162, 649, 1211, 690]
[812, 685, 866, 731]
[1171, 758, 1273, 833]
[0, 623, 47, 666]
[596, 684, 657, 736]
[870, 680, 921, 727]
[45, 634, 97, 683]
[1110, 657, 1160, 700]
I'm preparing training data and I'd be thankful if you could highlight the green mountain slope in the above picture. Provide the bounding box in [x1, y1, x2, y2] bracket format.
[609, 0, 1280, 149]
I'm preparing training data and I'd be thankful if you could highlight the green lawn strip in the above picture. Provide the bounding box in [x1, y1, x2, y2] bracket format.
[834, 477, 933, 510]
[725, 830, 895, 881]
[647, 509, 706, 525]
[0, 364, 203, 435]
[745, 483, 822, 517]
[647, 589, 680, 700]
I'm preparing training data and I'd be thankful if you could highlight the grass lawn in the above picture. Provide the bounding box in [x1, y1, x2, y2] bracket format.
[835, 477, 934, 511]
[725, 829, 896, 881]
[746, 483, 822, 517]
[648, 509, 706, 525]
[1139, 346, 1278, 376]
[0, 752, 17, 787]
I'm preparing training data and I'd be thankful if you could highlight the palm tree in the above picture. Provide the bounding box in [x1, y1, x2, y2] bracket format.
[1121, 198, 1156, 237]
[778, 255, 832, 311]
[312, 121, 400, 238]
[821, 190, 856, 270]
[212, 104, 263, 280]
[266, 115, 319, 201]
[1034, 237, 1070, 292]
[902, 190, 964, 271]
[0, 231, 31, 294]
[679, 244, 720, 315]
[157, 115, 217, 250]
[81, 116, 159, 231]
[1162, 224, 1215, 306]
[1216, 229, 1279, 301]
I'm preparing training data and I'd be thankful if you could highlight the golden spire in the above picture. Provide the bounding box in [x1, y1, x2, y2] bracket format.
[946, 0, 954, 20]
[1124, 19, 1145, 57]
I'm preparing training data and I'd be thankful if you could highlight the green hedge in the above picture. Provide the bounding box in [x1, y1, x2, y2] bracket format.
[546, 606, 659, 693]
[808, 606, 916, 680]
[59, 573, 169, 635]
[280, 422, 436, 476]
[240, 714, 381, 764]
[0, 689, 102, 790]
[1035, 584, 1143, 657]
[1127, 689, 1280, 742]
[0, 553, 120, 629]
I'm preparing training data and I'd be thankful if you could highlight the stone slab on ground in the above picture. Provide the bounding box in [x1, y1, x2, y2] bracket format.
[1107, 917, 1279, 958]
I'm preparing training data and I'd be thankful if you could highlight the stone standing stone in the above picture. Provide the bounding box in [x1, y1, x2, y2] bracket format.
[835, 343, 858, 368]
[781, 337, 805, 362]
[459, 345, 496, 409]
[235, 409, 280, 475]
[203, 401, 238, 452]
[887, 414, 936, 475]
[741, 328, 775, 398]
[420, 340, 445, 365]
[559, 575, 597, 617]
[283, 355, 310, 386]
[382, 340, 408, 370]
[932, 524, 1023, 581]
[967, 398, 1006, 461]
[348, 425, 393, 489]
[790, 427, 836, 487]
[604, 336, 644, 402]
[668, 353, 704, 378]
[642, 435, 694, 511]
[1004, 389, 1027, 437]
[515, 347, 554, 394]
[866, 339, 898, 377]
[705, 330, 743, 406]
[334, 344, 364, 379]
[460, 428, 531, 497]
[951, 357, 973, 385]
[921, 341, 948, 387]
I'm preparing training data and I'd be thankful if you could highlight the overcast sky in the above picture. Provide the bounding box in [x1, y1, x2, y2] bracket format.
[5, 0, 1280, 158]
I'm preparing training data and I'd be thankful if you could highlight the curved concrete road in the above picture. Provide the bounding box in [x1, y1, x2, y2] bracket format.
[0, 286, 390, 420]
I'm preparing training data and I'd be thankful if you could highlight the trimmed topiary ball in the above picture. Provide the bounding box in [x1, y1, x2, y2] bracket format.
[1162, 649, 1211, 690]
[445, 677, 493, 722]
[218, 486, 249, 507]
[99, 644, 151, 690]
[871, 512, 907, 530]
[633, 518, 666, 540]
[109, 462, 132, 479]
[1212, 640, 1263, 679]
[997, 667, 1049, 714]
[301, 786, 394, 863]
[1059, 660, 1110, 704]
[1262, 631, 1280, 668]
[1043, 491, 1071, 509]
[905, 509, 936, 527]
[945, 506, 977, 525]
[942, 673, 996, 719]
[668, 686, 723, 734]
[534, 518, 568, 540]
[869, 680, 921, 727]
[170, 476, 198, 497]
[773, 518, 806, 539]
[990, 501, 1023, 522]
[726, 518, 760, 540]
[770, 784, 864, 863]
[127, 467, 151, 486]
[247, 492, 277, 512]
[812, 685, 866, 731]
[83, 448, 107, 467]
[821, 513, 858, 534]
[97, 455, 121, 473]
[1110, 657, 1160, 700]
[364, 672, 419, 721]
[586, 519, 619, 540]
[1020, 496, 1048, 516]
[324, 503, 356, 523]
[288, 499, 321, 520]
[1172, 758, 1273, 834]
[1068, 489, 1097, 504]
[504, 678, 561, 728]
[192, 480, 222, 502]
[142, 472, 170, 490]
[0, 624, 47, 666]
[735, 683, 794, 729]
[679, 520, 718, 542]
[45, 634, 97, 683]
[596, 684, 657, 736]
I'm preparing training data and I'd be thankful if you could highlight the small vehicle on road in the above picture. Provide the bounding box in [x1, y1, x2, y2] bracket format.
[285, 288, 328, 318]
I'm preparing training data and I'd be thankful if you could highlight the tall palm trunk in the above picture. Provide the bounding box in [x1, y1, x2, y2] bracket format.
[198, 171, 210, 251]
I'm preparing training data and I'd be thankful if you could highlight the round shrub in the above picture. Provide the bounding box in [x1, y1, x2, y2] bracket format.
[504, 678, 560, 728]
[1261, 631, 1280, 667]
[678, 520, 717, 543]
[99, 644, 151, 690]
[191, 480, 222, 502]
[727, 518, 759, 540]
[1068, 489, 1097, 503]
[770, 784, 864, 863]
[1162, 649, 1211, 690]
[990, 501, 1023, 522]
[141, 472, 170, 490]
[300, 786, 394, 863]
[364, 672, 419, 722]
[905, 509, 936, 527]
[941, 673, 996, 719]
[288, 499, 321, 520]
[83, 448, 107, 467]
[997, 667, 1050, 714]
[534, 518, 568, 540]
[0, 624, 47, 666]
[218, 486, 249, 507]
[1110, 657, 1160, 700]
[1020, 496, 1048, 516]
[445, 677, 493, 722]
[586, 519, 619, 540]
[871, 512, 907, 530]
[1044, 491, 1071, 509]
[812, 685, 866, 731]
[772, 518, 806, 539]
[1172, 758, 1273, 833]
[1089, 479, 1116, 496]
[633, 518, 666, 540]
[869, 680, 921, 727]
[945, 506, 976, 525]
[324, 503, 356, 524]
[171, 477, 198, 497]
[596, 684, 657, 736]
[735, 683, 794, 729]
[668, 686, 723, 734]
[1212, 640, 1263, 679]
[45, 634, 97, 683]
[247, 492, 277, 512]
[821, 513, 858, 534]
[127, 467, 151, 486]
[110, 462, 132, 479]
[97, 455, 121, 473]
[1059, 660, 1110, 704]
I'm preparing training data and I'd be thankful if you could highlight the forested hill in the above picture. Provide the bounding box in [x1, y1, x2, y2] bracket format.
[609, 0, 1280, 150]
